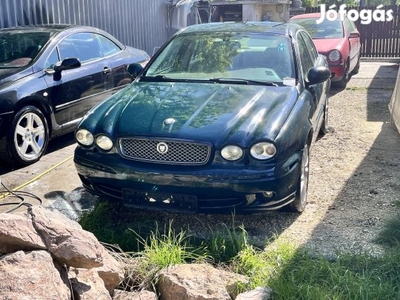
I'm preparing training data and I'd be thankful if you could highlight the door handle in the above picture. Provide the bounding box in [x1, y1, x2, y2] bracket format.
[102, 67, 111, 75]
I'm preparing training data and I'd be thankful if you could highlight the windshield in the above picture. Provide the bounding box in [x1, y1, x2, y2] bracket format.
[290, 18, 344, 39]
[145, 31, 296, 86]
[0, 31, 51, 68]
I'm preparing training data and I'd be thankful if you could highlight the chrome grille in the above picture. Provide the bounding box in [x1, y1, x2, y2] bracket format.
[119, 138, 211, 165]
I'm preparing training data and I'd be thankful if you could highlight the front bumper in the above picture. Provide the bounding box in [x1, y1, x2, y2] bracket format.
[329, 64, 345, 82]
[74, 147, 303, 214]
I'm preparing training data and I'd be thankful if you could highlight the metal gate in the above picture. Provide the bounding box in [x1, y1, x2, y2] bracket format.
[0, 0, 170, 55]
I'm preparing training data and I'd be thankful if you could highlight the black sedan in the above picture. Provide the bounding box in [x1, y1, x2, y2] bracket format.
[74, 22, 331, 214]
[0, 25, 149, 166]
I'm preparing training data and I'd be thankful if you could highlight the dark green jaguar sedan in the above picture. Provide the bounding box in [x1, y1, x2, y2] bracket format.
[74, 21, 331, 214]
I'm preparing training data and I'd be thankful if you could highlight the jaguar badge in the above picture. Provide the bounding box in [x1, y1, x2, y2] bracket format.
[156, 142, 169, 154]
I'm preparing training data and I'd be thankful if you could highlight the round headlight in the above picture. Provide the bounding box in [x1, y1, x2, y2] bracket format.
[250, 142, 276, 160]
[96, 135, 113, 151]
[328, 50, 340, 62]
[76, 129, 94, 146]
[221, 145, 243, 161]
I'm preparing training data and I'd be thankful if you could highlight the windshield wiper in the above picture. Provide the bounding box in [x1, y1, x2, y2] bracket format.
[140, 75, 190, 83]
[209, 77, 278, 87]
[140, 75, 169, 81]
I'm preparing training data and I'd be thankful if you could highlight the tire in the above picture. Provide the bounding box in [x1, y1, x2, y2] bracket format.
[289, 144, 310, 213]
[7, 106, 49, 166]
[319, 100, 330, 136]
[334, 62, 350, 88]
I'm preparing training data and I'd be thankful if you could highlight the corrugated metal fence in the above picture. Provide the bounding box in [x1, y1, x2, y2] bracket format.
[306, 5, 400, 59]
[0, 0, 171, 55]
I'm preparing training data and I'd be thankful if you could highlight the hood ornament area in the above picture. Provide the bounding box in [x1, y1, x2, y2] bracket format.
[162, 117, 176, 132]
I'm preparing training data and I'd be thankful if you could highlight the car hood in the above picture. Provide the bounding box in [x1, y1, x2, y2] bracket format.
[0, 67, 31, 86]
[86, 81, 298, 147]
[313, 38, 343, 53]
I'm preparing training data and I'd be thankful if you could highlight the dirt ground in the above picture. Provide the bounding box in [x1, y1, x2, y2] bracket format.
[1, 61, 399, 258]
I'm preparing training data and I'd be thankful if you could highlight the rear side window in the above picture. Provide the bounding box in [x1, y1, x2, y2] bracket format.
[97, 35, 121, 57]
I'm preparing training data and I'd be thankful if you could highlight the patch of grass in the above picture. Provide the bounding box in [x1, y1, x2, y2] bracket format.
[79, 202, 400, 298]
[203, 222, 249, 263]
[345, 86, 367, 91]
[375, 213, 400, 248]
[120, 221, 208, 291]
[268, 249, 400, 300]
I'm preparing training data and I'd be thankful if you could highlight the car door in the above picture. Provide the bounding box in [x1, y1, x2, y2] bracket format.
[297, 31, 326, 131]
[97, 34, 135, 95]
[344, 17, 361, 71]
[44, 32, 112, 127]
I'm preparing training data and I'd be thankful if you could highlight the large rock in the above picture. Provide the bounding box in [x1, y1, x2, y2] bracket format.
[0, 212, 46, 254]
[96, 247, 125, 291]
[112, 289, 158, 300]
[0, 250, 71, 299]
[0, 206, 272, 299]
[156, 263, 250, 300]
[29, 206, 104, 268]
[236, 287, 272, 300]
[70, 268, 112, 299]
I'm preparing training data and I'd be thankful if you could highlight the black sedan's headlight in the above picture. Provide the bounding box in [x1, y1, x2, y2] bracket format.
[250, 142, 276, 160]
[221, 145, 244, 161]
[96, 135, 113, 151]
[76, 129, 94, 146]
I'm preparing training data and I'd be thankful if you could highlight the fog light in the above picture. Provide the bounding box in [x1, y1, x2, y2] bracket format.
[263, 191, 274, 198]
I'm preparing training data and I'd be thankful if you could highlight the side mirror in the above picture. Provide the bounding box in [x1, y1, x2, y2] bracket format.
[54, 58, 81, 72]
[53, 58, 81, 81]
[307, 66, 331, 85]
[127, 63, 144, 78]
[349, 31, 360, 39]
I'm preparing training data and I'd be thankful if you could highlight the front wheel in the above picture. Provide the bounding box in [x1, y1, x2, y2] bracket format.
[7, 106, 49, 166]
[334, 63, 350, 88]
[289, 144, 310, 213]
[319, 101, 329, 136]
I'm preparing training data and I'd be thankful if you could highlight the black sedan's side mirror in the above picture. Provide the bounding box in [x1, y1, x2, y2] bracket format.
[52, 58, 81, 81]
[307, 66, 331, 85]
[127, 63, 144, 78]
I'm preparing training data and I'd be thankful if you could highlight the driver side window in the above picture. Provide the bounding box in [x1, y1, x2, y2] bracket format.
[297, 32, 316, 79]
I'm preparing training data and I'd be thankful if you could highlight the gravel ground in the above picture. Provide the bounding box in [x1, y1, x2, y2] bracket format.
[131, 62, 400, 258]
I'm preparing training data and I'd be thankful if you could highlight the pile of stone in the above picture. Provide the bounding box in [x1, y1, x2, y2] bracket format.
[0, 206, 271, 300]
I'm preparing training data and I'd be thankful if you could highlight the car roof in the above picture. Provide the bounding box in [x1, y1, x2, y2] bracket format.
[178, 21, 300, 37]
[0, 24, 104, 35]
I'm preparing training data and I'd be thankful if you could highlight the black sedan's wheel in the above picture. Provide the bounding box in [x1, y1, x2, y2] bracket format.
[8, 106, 49, 166]
[290, 144, 310, 213]
[319, 101, 330, 135]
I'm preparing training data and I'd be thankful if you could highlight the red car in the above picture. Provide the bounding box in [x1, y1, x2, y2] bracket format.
[289, 13, 361, 87]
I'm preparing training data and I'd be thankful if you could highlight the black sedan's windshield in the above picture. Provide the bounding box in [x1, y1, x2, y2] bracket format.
[145, 32, 296, 86]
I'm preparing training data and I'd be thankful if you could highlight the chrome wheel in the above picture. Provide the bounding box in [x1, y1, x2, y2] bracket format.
[9, 106, 49, 165]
